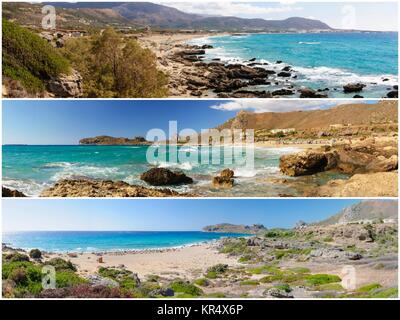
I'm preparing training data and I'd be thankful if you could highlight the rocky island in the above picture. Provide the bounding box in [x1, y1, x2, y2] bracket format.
[79, 135, 150, 145]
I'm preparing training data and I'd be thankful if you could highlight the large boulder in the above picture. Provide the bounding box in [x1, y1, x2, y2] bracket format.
[48, 69, 83, 97]
[212, 169, 235, 188]
[2, 187, 26, 197]
[279, 151, 337, 176]
[343, 83, 366, 93]
[298, 87, 328, 98]
[140, 168, 193, 186]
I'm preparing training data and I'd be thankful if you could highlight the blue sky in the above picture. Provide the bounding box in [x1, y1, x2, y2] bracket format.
[2, 199, 363, 231]
[2, 100, 366, 145]
[163, 1, 398, 31]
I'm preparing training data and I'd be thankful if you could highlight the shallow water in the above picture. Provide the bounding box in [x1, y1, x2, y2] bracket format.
[2, 231, 245, 253]
[189, 32, 398, 97]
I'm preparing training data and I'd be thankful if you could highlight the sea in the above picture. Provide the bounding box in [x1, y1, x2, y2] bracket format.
[3, 144, 309, 197]
[2, 231, 245, 253]
[189, 32, 398, 98]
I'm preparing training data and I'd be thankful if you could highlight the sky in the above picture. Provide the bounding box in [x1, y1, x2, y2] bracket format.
[161, 1, 398, 31]
[2, 199, 363, 231]
[2, 100, 366, 145]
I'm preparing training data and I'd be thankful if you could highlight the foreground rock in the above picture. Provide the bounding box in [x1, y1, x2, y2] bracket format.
[40, 179, 193, 197]
[47, 69, 83, 98]
[2, 187, 26, 197]
[312, 172, 398, 197]
[280, 140, 398, 177]
[279, 151, 337, 176]
[140, 168, 193, 186]
[212, 169, 235, 188]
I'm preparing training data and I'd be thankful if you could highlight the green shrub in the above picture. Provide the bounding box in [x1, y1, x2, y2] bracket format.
[2, 260, 42, 296]
[206, 292, 226, 298]
[56, 271, 86, 288]
[274, 284, 292, 292]
[194, 278, 210, 287]
[205, 271, 217, 279]
[5, 252, 30, 262]
[239, 279, 259, 286]
[265, 229, 295, 238]
[2, 19, 70, 93]
[289, 267, 310, 274]
[169, 280, 203, 296]
[356, 283, 382, 293]
[47, 258, 76, 272]
[9, 268, 28, 285]
[29, 249, 42, 259]
[306, 274, 341, 286]
[206, 264, 228, 274]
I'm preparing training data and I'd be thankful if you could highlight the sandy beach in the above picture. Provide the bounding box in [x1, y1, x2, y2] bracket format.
[41, 242, 240, 281]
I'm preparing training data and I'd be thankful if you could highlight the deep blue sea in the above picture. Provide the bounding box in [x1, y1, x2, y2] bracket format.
[2, 231, 245, 253]
[2, 144, 301, 196]
[190, 32, 398, 97]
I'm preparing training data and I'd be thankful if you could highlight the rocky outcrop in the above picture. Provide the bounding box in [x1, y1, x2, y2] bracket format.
[280, 140, 398, 177]
[79, 135, 149, 145]
[140, 168, 193, 186]
[279, 150, 337, 176]
[298, 87, 328, 98]
[313, 172, 398, 197]
[40, 179, 193, 197]
[212, 168, 235, 188]
[203, 223, 267, 234]
[47, 69, 83, 97]
[2, 187, 26, 197]
[343, 83, 366, 93]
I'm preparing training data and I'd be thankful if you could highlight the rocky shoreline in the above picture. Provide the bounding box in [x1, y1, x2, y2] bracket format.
[151, 38, 399, 98]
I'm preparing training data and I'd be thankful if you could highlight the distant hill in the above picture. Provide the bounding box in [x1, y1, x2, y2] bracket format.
[315, 200, 398, 226]
[203, 223, 267, 234]
[6, 2, 332, 31]
[217, 101, 397, 131]
[79, 135, 149, 145]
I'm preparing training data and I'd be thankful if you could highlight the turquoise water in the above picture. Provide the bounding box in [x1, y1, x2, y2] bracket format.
[2, 145, 299, 196]
[190, 32, 398, 97]
[2, 231, 245, 253]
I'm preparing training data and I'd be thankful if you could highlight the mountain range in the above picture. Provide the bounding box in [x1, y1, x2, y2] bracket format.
[217, 101, 397, 131]
[4, 2, 332, 31]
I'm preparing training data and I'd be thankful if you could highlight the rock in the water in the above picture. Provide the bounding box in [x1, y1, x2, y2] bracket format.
[48, 69, 83, 97]
[272, 88, 294, 96]
[2, 187, 26, 197]
[140, 168, 193, 186]
[343, 83, 366, 93]
[298, 87, 328, 98]
[212, 169, 235, 188]
[277, 71, 291, 77]
[386, 90, 398, 98]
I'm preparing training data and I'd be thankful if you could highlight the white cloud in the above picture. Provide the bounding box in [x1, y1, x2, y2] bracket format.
[210, 100, 363, 113]
[161, 2, 302, 17]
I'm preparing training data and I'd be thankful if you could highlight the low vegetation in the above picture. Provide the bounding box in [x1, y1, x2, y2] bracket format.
[61, 27, 168, 97]
[2, 19, 70, 94]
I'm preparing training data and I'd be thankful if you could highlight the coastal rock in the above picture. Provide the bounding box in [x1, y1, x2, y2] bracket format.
[40, 179, 193, 197]
[264, 288, 294, 298]
[212, 169, 235, 188]
[2, 187, 26, 197]
[313, 172, 398, 197]
[140, 168, 193, 186]
[227, 90, 272, 98]
[279, 151, 337, 176]
[86, 275, 119, 288]
[277, 71, 291, 77]
[343, 83, 366, 93]
[148, 288, 174, 297]
[386, 90, 398, 98]
[298, 87, 328, 98]
[47, 69, 83, 98]
[272, 88, 295, 96]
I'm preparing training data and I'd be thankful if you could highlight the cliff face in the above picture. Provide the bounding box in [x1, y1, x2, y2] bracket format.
[217, 101, 398, 131]
[203, 223, 267, 234]
[79, 135, 150, 145]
